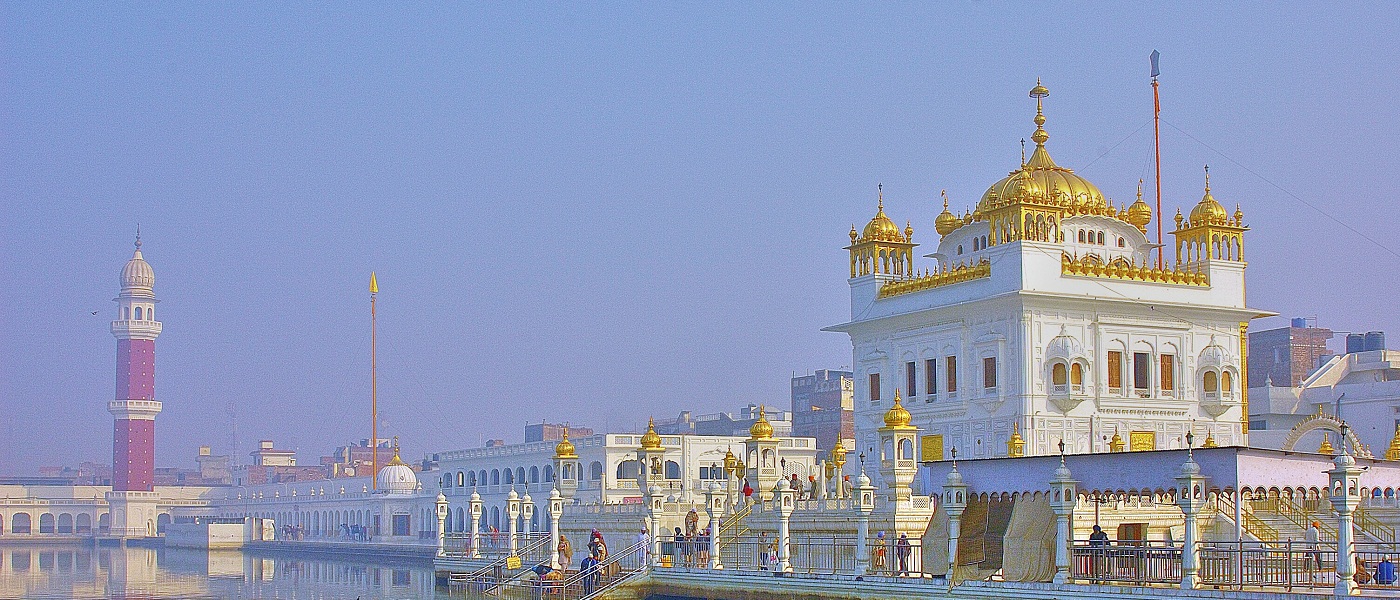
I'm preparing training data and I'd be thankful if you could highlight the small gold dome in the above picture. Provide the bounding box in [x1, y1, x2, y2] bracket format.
[749, 406, 774, 440]
[1189, 167, 1228, 225]
[1126, 180, 1152, 231]
[554, 429, 577, 459]
[1006, 423, 1026, 457]
[639, 418, 663, 450]
[1109, 431, 1125, 452]
[831, 438, 848, 465]
[723, 448, 737, 472]
[386, 436, 409, 467]
[860, 186, 907, 243]
[934, 191, 960, 236]
[881, 390, 913, 429]
[1202, 431, 1219, 448]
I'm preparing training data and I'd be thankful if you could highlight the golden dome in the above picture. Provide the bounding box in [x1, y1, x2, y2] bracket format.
[1109, 430, 1125, 452]
[881, 390, 914, 429]
[860, 186, 908, 243]
[748, 406, 774, 440]
[1126, 180, 1152, 231]
[934, 190, 961, 236]
[639, 418, 663, 450]
[1188, 166, 1228, 225]
[1202, 431, 1219, 448]
[554, 429, 577, 459]
[723, 448, 737, 472]
[975, 82, 1110, 220]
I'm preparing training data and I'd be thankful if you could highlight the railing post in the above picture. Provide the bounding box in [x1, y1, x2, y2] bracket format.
[705, 482, 724, 569]
[855, 471, 875, 575]
[1329, 448, 1364, 596]
[646, 484, 663, 567]
[435, 492, 449, 558]
[777, 479, 795, 572]
[469, 489, 483, 559]
[548, 488, 564, 571]
[507, 487, 521, 555]
[522, 493, 534, 538]
[1174, 444, 1205, 590]
[1048, 446, 1075, 584]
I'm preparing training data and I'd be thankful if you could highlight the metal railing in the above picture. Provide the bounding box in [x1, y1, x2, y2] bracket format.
[1355, 507, 1396, 543]
[444, 531, 551, 559]
[712, 536, 920, 577]
[1217, 493, 1278, 542]
[1072, 543, 1182, 585]
[446, 533, 557, 594]
[1198, 540, 1337, 591]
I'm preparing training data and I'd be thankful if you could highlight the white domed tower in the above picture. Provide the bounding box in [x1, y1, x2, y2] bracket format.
[107, 232, 164, 538]
[376, 438, 419, 494]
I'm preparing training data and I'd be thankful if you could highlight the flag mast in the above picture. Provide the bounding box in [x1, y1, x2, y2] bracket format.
[370, 272, 379, 489]
[1151, 50, 1163, 268]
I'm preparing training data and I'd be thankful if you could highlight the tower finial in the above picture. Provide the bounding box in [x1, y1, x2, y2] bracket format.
[941, 189, 949, 210]
[1204, 165, 1211, 193]
[1020, 138, 1026, 166]
[1137, 179, 1144, 200]
[1029, 78, 1050, 146]
[369, 272, 379, 295]
[134, 224, 142, 250]
[877, 183, 883, 212]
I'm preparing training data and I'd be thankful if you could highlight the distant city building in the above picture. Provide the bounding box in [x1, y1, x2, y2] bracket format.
[654, 404, 792, 438]
[1249, 348, 1400, 458]
[1248, 318, 1334, 387]
[194, 446, 232, 486]
[790, 369, 854, 452]
[327, 438, 395, 477]
[524, 423, 594, 443]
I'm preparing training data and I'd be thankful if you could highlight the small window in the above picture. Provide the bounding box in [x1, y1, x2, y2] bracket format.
[946, 356, 958, 393]
[1222, 370, 1233, 392]
[1052, 363, 1067, 385]
[1203, 371, 1218, 393]
[1133, 352, 1150, 390]
[1117, 237, 1125, 248]
[906, 362, 917, 397]
[135, 306, 142, 320]
[147, 307, 153, 320]
[1078, 230, 1086, 243]
[1160, 355, 1175, 391]
[924, 358, 937, 398]
[983, 357, 997, 389]
[123, 307, 130, 320]
[869, 373, 881, 402]
[1071, 362, 1084, 385]
[957, 245, 963, 255]
[1097, 231, 1105, 245]
[1107, 351, 1123, 391]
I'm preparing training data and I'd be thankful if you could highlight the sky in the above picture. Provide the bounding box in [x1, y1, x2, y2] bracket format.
[3, 3, 1398, 474]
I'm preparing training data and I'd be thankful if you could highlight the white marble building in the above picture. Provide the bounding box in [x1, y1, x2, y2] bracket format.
[828, 81, 1271, 485]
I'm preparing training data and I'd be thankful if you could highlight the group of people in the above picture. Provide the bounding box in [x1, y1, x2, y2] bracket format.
[738, 475, 856, 505]
[535, 528, 616, 595]
[867, 531, 915, 575]
[664, 509, 712, 566]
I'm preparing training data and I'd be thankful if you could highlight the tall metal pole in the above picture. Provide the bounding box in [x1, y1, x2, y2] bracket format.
[370, 272, 378, 489]
[1152, 52, 1163, 268]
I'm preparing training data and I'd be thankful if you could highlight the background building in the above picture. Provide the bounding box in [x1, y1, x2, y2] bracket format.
[524, 423, 594, 443]
[1248, 318, 1335, 387]
[791, 369, 854, 452]
[654, 404, 792, 437]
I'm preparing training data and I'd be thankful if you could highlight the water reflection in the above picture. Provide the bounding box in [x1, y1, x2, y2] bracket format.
[0, 543, 439, 599]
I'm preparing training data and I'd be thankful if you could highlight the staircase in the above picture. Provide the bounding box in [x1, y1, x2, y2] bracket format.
[1247, 495, 1396, 544]
[446, 533, 558, 592]
[449, 540, 651, 600]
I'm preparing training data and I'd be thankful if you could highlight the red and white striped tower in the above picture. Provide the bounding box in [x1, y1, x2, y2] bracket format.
[107, 233, 163, 537]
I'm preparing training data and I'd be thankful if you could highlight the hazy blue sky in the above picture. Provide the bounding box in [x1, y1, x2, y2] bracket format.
[3, 4, 1397, 473]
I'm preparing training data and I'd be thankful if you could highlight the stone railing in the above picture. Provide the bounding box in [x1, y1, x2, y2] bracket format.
[1061, 254, 1208, 286]
[877, 259, 991, 299]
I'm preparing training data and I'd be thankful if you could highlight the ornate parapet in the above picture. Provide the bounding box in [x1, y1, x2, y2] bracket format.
[877, 259, 991, 299]
[1060, 254, 1208, 286]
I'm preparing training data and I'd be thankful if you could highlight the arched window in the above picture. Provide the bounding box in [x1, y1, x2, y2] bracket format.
[516, 467, 526, 486]
[616, 460, 640, 480]
[134, 306, 142, 320]
[490, 469, 500, 486]
[456, 471, 464, 487]
[544, 464, 555, 482]
[1097, 231, 1105, 245]
[1052, 363, 1067, 385]
[530, 466, 539, 483]
[57, 514, 73, 534]
[503, 469, 514, 485]
[1070, 363, 1084, 386]
[1203, 371, 1218, 393]
[590, 461, 603, 480]
[1078, 230, 1086, 243]
[664, 460, 681, 479]
[1117, 237, 1125, 248]
[123, 306, 130, 320]
[39, 513, 55, 533]
[13, 513, 31, 534]
[1222, 371, 1233, 393]
[148, 307, 153, 320]
[957, 245, 963, 255]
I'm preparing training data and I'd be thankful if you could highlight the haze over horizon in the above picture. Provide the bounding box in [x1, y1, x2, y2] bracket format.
[3, 4, 1398, 474]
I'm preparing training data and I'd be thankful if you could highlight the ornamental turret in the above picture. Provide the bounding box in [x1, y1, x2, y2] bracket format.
[1172, 166, 1247, 265]
[847, 185, 917, 278]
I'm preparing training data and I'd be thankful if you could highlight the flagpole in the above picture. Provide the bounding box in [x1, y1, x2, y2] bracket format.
[1152, 51, 1163, 268]
[370, 272, 379, 490]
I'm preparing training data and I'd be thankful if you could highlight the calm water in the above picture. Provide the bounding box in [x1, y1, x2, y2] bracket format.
[0, 543, 441, 599]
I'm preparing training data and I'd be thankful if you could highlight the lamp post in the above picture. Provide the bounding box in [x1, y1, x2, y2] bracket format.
[854, 458, 875, 576]
[1329, 424, 1364, 597]
[776, 479, 795, 572]
[943, 447, 968, 581]
[522, 492, 534, 538]
[1048, 440, 1076, 584]
[548, 488, 564, 570]
[1174, 432, 1205, 590]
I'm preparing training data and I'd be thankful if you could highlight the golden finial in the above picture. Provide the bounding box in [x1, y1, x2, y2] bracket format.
[1202, 430, 1219, 448]
[1318, 433, 1336, 456]
[1029, 78, 1049, 146]
[1204, 164, 1211, 193]
[1007, 422, 1026, 457]
[386, 435, 408, 466]
[369, 272, 379, 294]
[905, 220, 913, 238]
[1020, 138, 1026, 166]
[1109, 428, 1125, 452]
[849, 224, 858, 242]
[877, 183, 884, 212]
